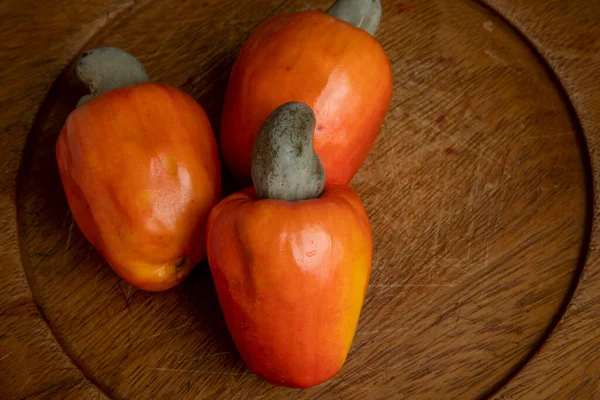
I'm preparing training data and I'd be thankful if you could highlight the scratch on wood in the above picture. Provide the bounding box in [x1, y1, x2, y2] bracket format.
[466, 163, 480, 268]
[150, 367, 245, 376]
[498, 145, 511, 181]
[486, 175, 508, 270]
[85, 244, 94, 261]
[484, 213, 493, 269]
[412, 257, 467, 264]
[63, 218, 75, 261]
[454, 303, 463, 335]
[168, 350, 232, 361]
[407, 146, 424, 253]
[430, 164, 443, 281]
[522, 132, 573, 139]
[405, 189, 416, 250]
[202, 351, 231, 358]
[126, 321, 190, 346]
[116, 282, 132, 318]
[484, 49, 510, 67]
[117, 283, 128, 303]
[371, 284, 457, 288]
[484, 49, 522, 75]
[19, 376, 32, 394]
[356, 328, 407, 335]
[0, 351, 14, 362]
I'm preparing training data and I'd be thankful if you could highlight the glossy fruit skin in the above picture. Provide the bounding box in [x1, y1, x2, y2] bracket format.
[56, 83, 221, 291]
[207, 185, 372, 388]
[221, 11, 393, 186]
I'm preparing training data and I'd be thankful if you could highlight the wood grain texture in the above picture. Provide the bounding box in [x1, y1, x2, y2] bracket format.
[0, 0, 596, 399]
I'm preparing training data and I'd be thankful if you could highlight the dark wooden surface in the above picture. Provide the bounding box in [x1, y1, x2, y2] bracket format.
[0, 0, 598, 399]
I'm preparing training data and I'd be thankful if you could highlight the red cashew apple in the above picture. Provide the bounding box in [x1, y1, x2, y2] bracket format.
[208, 102, 372, 388]
[56, 47, 221, 291]
[221, 0, 393, 185]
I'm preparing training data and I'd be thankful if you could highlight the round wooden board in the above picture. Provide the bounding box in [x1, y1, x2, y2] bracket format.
[1, 0, 598, 399]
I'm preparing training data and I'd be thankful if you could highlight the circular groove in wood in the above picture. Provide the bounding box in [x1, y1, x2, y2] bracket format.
[474, 1, 593, 396]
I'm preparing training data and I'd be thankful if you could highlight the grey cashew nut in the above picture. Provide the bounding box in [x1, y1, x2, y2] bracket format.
[251, 102, 326, 202]
[327, 0, 382, 36]
[76, 47, 149, 106]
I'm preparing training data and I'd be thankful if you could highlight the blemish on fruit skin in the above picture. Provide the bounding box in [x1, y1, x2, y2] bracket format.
[175, 258, 187, 271]
[306, 250, 317, 257]
[317, 125, 324, 132]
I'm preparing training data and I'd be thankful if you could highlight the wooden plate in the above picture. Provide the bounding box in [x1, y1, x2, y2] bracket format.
[2, 0, 598, 399]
